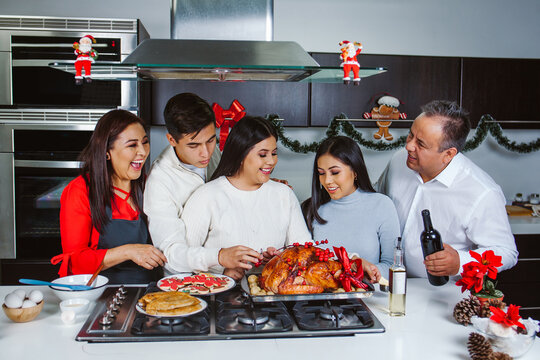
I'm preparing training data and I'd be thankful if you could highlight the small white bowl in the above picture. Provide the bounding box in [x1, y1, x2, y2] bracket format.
[50, 274, 108, 302]
[59, 298, 90, 315]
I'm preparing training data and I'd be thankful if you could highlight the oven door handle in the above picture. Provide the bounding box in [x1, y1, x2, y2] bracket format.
[14, 160, 82, 169]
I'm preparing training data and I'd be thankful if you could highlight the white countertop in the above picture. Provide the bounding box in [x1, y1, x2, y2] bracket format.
[509, 216, 540, 235]
[1, 279, 539, 360]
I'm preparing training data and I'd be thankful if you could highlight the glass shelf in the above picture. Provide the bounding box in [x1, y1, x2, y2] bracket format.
[49, 62, 386, 83]
[49, 62, 138, 81]
[301, 67, 387, 83]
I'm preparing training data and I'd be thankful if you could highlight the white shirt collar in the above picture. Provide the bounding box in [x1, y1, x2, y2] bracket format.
[417, 152, 464, 188]
[431, 152, 464, 187]
[166, 146, 206, 181]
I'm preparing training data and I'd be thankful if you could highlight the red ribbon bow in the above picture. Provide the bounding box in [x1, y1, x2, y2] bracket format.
[333, 246, 368, 292]
[212, 99, 246, 151]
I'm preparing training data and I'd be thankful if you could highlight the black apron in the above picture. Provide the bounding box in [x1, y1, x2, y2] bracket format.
[97, 205, 161, 285]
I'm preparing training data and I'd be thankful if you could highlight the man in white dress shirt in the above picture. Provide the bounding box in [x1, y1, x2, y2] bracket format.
[377, 100, 518, 278]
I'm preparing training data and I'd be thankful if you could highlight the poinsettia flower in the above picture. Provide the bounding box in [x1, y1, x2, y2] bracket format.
[490, 304, 526, 330]
[456, 262, 485, 293]
[469, 250, 503, 279]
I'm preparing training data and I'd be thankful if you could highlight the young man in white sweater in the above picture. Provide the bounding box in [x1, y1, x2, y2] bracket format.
[143, 93, 261, 277]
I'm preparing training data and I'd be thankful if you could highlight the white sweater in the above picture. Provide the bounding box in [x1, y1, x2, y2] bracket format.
[143, 146, 221, 275]
[181, 176, 313, 274]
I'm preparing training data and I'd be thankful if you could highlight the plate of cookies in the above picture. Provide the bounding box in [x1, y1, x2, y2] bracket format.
[157, 272, 235, 295]
[136, 291, 207, 318]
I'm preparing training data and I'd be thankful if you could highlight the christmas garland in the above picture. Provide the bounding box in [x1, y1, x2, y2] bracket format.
[268, 114, 540, 154]
[463, 114, 540, 153]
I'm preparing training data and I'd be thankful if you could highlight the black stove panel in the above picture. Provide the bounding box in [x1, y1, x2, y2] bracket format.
[76, 284, 385, 342]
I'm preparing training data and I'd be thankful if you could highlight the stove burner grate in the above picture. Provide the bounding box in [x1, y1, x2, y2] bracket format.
[215, 298, 293, 334]
[293, 299, 374, 331]
[131, 310, 210, 336]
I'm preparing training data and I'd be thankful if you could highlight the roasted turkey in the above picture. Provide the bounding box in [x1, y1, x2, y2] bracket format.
[259, 246, 342, 294]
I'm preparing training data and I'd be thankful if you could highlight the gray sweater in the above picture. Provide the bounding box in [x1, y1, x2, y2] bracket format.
[312, 189, 401, 277]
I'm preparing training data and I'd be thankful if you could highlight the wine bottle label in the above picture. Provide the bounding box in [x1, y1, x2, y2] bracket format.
[390, 271, 406, 294]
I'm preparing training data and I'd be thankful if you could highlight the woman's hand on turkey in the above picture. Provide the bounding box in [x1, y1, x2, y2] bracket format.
[223, 267, 245, 281]
[362, 260, 381, 283]
[127, 244, 167, 270]
[218, 245, 262, 270]
[262, 247, 279, 264]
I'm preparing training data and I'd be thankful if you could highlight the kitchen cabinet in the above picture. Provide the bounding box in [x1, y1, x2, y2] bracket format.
[462, 58, 540, 129]
[151, 80, 310, 127]
[497, 234, 540, 319]
[1, 260, 59, 285]
[309, 53, 461, 127]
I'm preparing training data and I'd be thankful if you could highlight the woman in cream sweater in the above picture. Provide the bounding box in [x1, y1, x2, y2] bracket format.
[180, 116, 312, 280]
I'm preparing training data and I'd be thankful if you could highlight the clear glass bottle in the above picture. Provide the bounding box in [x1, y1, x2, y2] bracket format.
[389, 237, 406, 316]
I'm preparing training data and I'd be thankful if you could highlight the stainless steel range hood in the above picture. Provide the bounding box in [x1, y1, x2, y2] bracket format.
[122, 39, 322, 81]
[119, 0, 385, 82]
[122, 0, 322, 81]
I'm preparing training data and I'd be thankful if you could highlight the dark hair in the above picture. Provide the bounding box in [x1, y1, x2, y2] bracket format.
[210, 116, 278, 180]
[163, 92, 215, 140]
[79, 110, 147, 232]
[301, 136, 375, 233]
[420, 100, 471, 152]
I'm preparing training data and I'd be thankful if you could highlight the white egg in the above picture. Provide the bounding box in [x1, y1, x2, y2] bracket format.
[4, 293, 24, 308]
[21, 299, 37, 308]
[12, 289, 26, 300]
[28, 290, 43, 304]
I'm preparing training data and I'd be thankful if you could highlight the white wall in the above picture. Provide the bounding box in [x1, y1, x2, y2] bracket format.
[149, 126, 540, 203]
[3, 0, 540, 202]
[274, 0, 540, 58]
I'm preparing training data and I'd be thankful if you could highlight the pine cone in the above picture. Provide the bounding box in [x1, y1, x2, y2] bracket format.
[489, 352, 513, 360]
[468, 332, 493, 360]
[478, 299, 506, 318]
[454, 295, 481, 325]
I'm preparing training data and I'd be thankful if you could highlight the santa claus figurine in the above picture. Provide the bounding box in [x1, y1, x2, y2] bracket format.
[73, 35, 98, 85]
[339, 40, 362, 85]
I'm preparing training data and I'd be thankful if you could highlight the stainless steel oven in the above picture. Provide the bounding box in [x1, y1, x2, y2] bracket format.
[0, 109, 107, 283]
[0, 15, 148, 108]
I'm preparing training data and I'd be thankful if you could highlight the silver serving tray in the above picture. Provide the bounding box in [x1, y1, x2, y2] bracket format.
[240, 276, 375, 303]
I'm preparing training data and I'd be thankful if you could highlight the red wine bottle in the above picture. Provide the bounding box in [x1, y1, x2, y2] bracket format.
[420, 209, 449, 286]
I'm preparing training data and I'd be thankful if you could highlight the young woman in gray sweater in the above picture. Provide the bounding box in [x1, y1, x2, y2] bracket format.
[302, 136, 400, 278]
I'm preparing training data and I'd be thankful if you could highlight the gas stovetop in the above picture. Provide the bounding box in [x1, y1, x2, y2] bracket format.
[76, 284, 385, 342]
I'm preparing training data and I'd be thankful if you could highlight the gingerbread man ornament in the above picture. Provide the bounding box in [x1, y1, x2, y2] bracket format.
[363, 95, 407, 141]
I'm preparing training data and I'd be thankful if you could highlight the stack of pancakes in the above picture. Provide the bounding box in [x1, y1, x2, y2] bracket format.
[138, 291, 201, 316]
